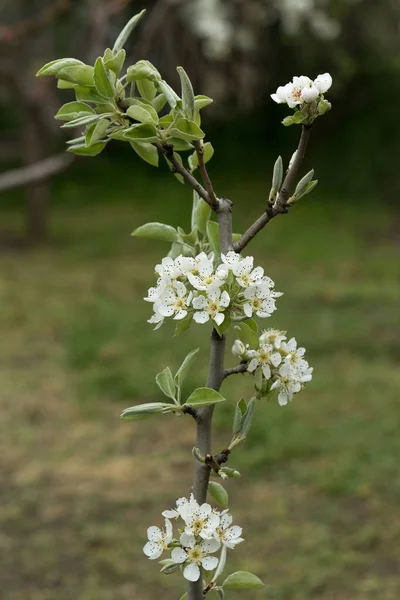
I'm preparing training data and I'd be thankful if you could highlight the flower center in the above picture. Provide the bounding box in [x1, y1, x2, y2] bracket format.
[208, 301, 220, 316]
[204, 276, 214, 285]
[174, 298, 186, 309]
[241, 274, 250, 285]
[187, 547, 203, 564]
[192, 517, 205, 535]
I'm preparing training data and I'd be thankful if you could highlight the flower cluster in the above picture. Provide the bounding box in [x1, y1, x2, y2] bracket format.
[232, 329, 313, 405]
[145, 251, 282, 329]
[271, 73, 332, 107]
[143, 494, 243, 582]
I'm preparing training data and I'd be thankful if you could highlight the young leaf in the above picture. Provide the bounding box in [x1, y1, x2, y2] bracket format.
[167, 138, 194, 152]
[75, 86, 109, 105]
[177, 66, 195, 120]
[194, 94, 213, 110]
[127, 60, 161, 82]
[88, 118, 110, 145]
[213, 313, 231, 337]
[137, 79, 157, 102]
[123, 123, 159, 143]
[240, 397, 257, 437]
[94, 57, 116, 99]
[188, 141, 214, 171]
[174, 314, 193, 336]
[152, 93, 167, 113]
[222, 572, 264, 590]
[57, 65, 94, 87]
[234, 321, 258, 349]
[130, 141, 159, 167]
[208, 482, 229, 509]
[185, 387, 226, 408]
[169, 118, 205, 142]
[55, 101, 95, 121]
[163, 153, 185, 184]
[233, 398, 247, 436]
[158, 80, 180, 109]
[127, 104, 158, 125]
[191, 190, 211, 235]
[132, 222, 178, 242]
[36, 58, 84, 77]
[244, 318, 258, 333]
[156, 367, 176, 401]
[103, 48, 126, 75]
[57, 79, 77, 89]
[67, 141, 107, 157]
[295, 169, 314, 197]
[61, 114, 105, 129]
[174, 348, 199, 388]
[272, 155, 283, 191]
[120, 402, 171, 421]
[206, 221, 220, 257]
[112, 9, 146, 53]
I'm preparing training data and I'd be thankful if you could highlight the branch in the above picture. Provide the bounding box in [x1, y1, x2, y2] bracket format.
[233, 124, 312, 252]
[194, 140, 218, 206]
[155, 142, 217, 208]
[0, 154, 74, 194]
[223, 363, 248, 379]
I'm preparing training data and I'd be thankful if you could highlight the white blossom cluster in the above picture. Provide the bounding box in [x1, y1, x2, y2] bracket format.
[271, 73, 332, 107]
[232, 329, 313, 406]
[143, 494, 243, 582]
[145, 251, 282, 329]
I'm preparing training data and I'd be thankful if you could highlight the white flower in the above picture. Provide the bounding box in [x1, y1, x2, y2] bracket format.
[314, 72, 332, 94]
[232, 339, 245, 356]
[171, 534, 220, 582]
[271, 85, 287, 104]
[214, 513, 244, 549]
[193, 288, 230, 326]
[154, 282, 192, 320]
[281, 337, 308, 371]
[243, 285, 277, 318]
[187, 254, 224, 291]
[147, 312, 164, 330]
[301, 80, 319, 102]
[182, 502, 220, 540]
[220, 251, 242, 269]
[143, 519, 173, 560]
[155, 257, 182, 279]
[270, 362, 303, 405]
[232, 256, 264, 288]
[162, 494, 199, 520]
[259, 328, 287, 349]
[248, 343, 282, 379]
[284, 75, 312, 108]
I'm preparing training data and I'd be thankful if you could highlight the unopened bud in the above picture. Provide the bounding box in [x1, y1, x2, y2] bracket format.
[232, 339, 245, 357]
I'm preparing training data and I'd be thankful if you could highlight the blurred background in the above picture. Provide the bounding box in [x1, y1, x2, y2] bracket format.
[0, 1, 399, 599]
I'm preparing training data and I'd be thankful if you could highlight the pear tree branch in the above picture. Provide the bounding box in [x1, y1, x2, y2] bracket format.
[193, 140, 218, 206]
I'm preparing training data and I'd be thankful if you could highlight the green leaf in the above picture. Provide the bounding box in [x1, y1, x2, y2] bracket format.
[177, 66, 195, 120]
[194, 94, 213, 110]
[137, 79, 157, 102]
[244, 318, 258, 333]
[93, 57, 116, 99]
[123, 123, 159, 143]
[191, 190, 211, 235]
[206, 221, 220, 256]
[298, 179, 318, 198]
[175, 348, 199, 388]
[233, 398, 247, 436]
[158, 80, 180, 109]
[36, 57, 84, 77]
[112, 9, 146, 53]
[185, 387, 227, 408]
[156, 367, 176, 401]
[57, 64, 94, 87]
[163, 153, 185, 184]
[282, 116, 295, 127]
[167, 138, 194, 151]
[127, 104, 158, 125]
[272, 155, 283, 190]
[317, 98, 331, 115]
[75, 86, 110, 105]
[213, 313, 231, 337]
[61, 114, 105, 129]
[55, 101, 95, 122]
[240, 397, 257, 437]
[169, 118, 205, 142]
[132, 222, 178, 242]
[152, 93, 167, 113]
[234, 321, 259, 349]
[120, 402, 171, 421]
[174, 314, 193, 336]
[130, 141, 159, 167]
[103, 48, 126, 76]
[179, 594, 188, 600]
[67, 141, 107, 157]
[222, 572, 264, 590]
[188, 141, 214, 171]
[57, 79, 77, 89]
[127, 60, 161, 83]
[87, 118, 110, 145]
[208, 481, 228, 509]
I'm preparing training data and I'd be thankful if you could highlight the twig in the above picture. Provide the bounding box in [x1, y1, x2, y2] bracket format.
[194, 140, 218, 206]
[0, 154, 74, 194]
[183, 405, 199, 421]
[223, 363, 248, 379]
[155, 142, 217, 208]
[233, 125, 312, 252]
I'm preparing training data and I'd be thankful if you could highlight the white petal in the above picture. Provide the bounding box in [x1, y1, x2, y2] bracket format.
[147, 526, 162, 542]
[143, 541, 163, 559]
[261, 363, 271, 379]
[157, 304, 175, 317]
[270, 352, 282, 367]
[180, 532, 196, 548]
[198, 503, 212, 519]
[207, 513, 220, 531]
[278, 390, 288, 406]
[314, 72, 332, 93]
[201, 556, 218, 571]
[164, 519, 173, 544]
[220, 513, 232, 530]
[301, 83, 319, 102]
[173, 309, 187, 320]
[243, 303, 253, 318]
[250, 266, 264, 281]
[174, 281, 187, 297]
[171, 547, 188, 564]
[247, 358, 260, 373]
[200, 538, 220, 554]
[271, 85, 287, 104]
[162, 509, 178, 519]
[192, 295, 208, 309]
[213, 312, 224, 326]
[188, 273, 206, 290]
[194, 311, 209, 324]
[225, 525, 242, 540]
[183, 562, 200, 582]
[207, 287, 220, 301]
[220, 291, 230, 307]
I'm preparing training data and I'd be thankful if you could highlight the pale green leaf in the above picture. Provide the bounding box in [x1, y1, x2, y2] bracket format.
[137, 79, 157, 102]
[191, 190, 211, 235]
[163, 152, 185, 184]
[169, 118, 205, 142]
[272, 155, 283, 190]
[87, 118, 110, 145]
[130, 141, 159, 167]
[156, 367, 176, 400]
[188, 141, 214, 171]
[206, 221, 220, 256]
[233, 398, 247, 437]
[222, 571, 264, 590]
[240, 397, 257, 437]
[113, 9, 146, 53]
[57, 65, 94, 87]
[185, 387, 226, 408]
[174, 314, 193, 336]
[75, 86, 110, 105]
[168, 138, 194, 151]
[234, 321, 259, 349]
[175, 348, 199, 388]
[123, 123, 159, 143]
[194, 94, 213, 110]
[127, 60, 161, 83]
[152, 93, 167, 113]
[177, 66, 195, 120]
[67, 141, 107, 157]
[132, 222, 178, 242]
[120, 402, 170, 421]
[36, 58, 84, 77]
[103, 48, 126, 76]
[55, 101, 95, 122]
[158, 80, 180, 109]
[93, 57, 116, 99]
[127, 104, 158, 124]
[208, 481, 228, 509]
[61, 114, 105, 129]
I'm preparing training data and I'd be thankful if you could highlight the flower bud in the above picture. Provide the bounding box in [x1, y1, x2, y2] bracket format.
[232, 339, 245, 357]
[301, 83, 319, 103]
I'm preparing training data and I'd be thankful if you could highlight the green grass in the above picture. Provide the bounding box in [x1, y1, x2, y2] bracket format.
[0, 160, 399, 599]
